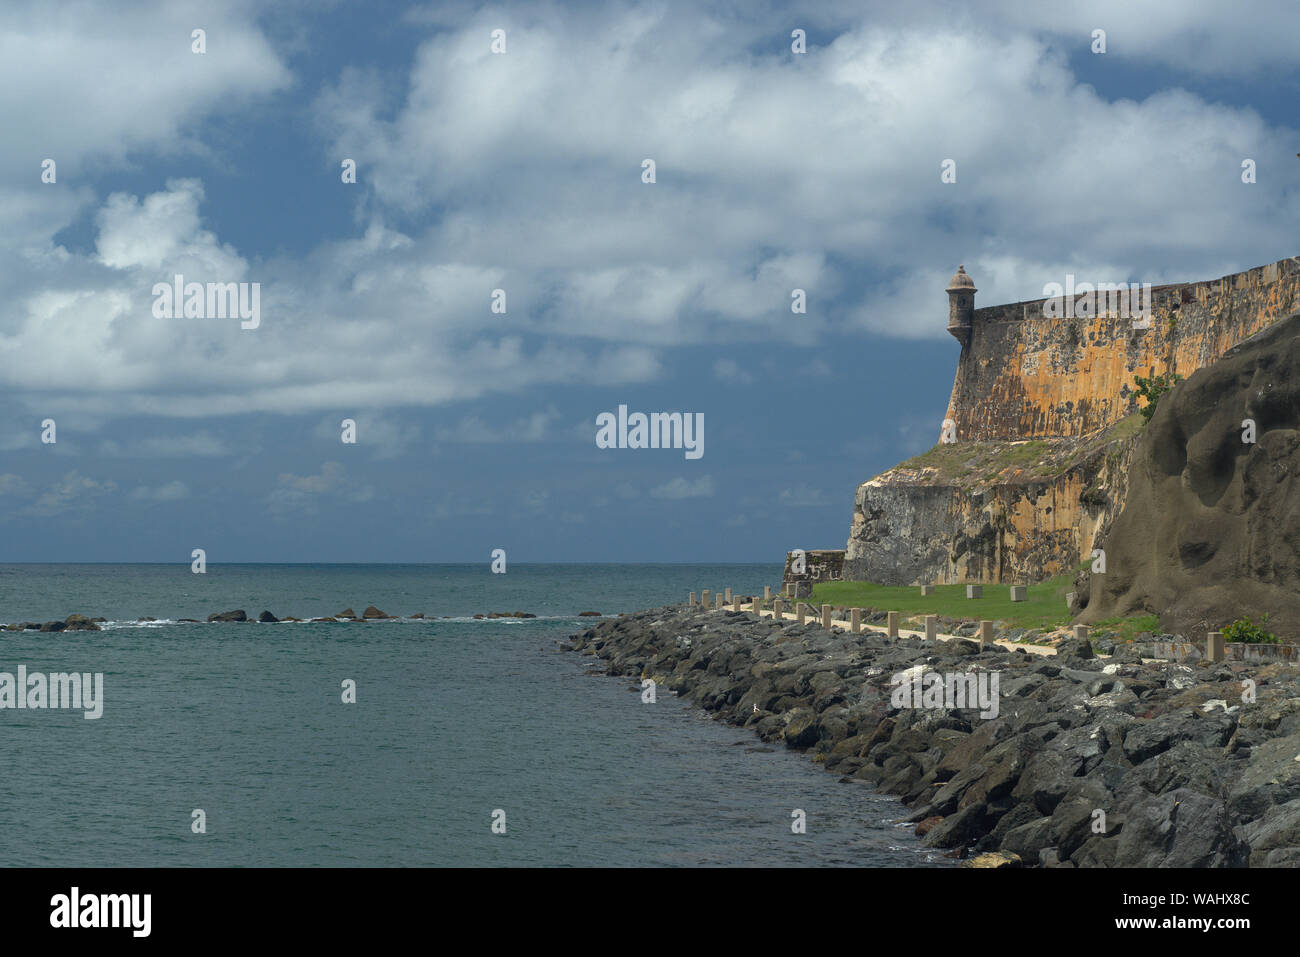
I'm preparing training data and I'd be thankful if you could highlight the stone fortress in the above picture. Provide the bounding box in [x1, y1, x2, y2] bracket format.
[786, 255, 1300, 596]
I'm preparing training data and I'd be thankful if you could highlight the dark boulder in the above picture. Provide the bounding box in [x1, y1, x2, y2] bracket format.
[783, 708, 820, 748]
[1058, 637, 1095, 660]
[1112, 788, 1248, 867]
[1238, 798, 1300, 866]
[207, 610, 247, 623]
[1228, 732, 1300, 818]
[257, 611, 279, 623]
[923, 801, 991, 848]
[1122, 712, 1236, 764]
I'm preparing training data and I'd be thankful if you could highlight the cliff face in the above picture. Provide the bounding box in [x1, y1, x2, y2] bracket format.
[845, 256, 1300, 586]
[1077, 311, 1300, 636]
[844, 420, 1140, 585]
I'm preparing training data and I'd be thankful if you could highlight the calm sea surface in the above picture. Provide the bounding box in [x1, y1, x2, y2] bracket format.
[0, 564, 947, 867]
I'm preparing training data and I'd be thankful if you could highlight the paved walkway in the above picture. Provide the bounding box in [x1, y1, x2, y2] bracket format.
[729, 602, 1058, 657]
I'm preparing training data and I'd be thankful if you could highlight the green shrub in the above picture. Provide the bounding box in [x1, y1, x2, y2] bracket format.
[1134, 372, 1183, 422]
[1222, 614, 1279, 644]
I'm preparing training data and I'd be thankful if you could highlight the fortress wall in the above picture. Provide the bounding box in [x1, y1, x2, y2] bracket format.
[944, 258, 1300, 441]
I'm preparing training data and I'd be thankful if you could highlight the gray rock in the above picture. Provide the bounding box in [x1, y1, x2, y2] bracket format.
[1112, 788, 1248, 868]
[207, 609, 247, 623]
[1228, 732, 1300, 818]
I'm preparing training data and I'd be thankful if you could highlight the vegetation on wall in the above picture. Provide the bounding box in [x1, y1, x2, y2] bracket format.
[1133, 372, 1184, 422]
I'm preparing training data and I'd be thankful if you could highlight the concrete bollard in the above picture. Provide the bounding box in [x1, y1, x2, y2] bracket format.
[1065, 592, 1076, 609]
[1207, 631, 1225, 663]
[980, 620, 993, 651]
[821, 604, 832, 629]
[785, 583, 793, 598]
[797, 603, 807, 626]
[689, 591, 697, 607]
[1010, 585, 1027, 602]
[724, 587, 732, 602]
[850, 608, 862, 634]
[773, 598, 784, 620]
[920, 585, 934, 596]
[925, 615, 938, 641]
[888, 611, 899, 638]
[732, 595, 742, 611]
[764, 585, 771, 600]
[1073, 624, 1089, 641]
[966, 585, 983, 599]
[701, 589, 710, 609]
[715, 593, 723, 610]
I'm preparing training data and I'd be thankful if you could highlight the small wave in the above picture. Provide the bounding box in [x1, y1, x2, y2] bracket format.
[100, 618, 183, 630]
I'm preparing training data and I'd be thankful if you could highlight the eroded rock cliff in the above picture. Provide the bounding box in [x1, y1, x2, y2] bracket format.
[844, 418, 1141, 585]
[1078, 311, 1300, 635]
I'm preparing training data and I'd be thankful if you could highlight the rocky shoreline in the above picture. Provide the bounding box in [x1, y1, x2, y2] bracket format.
[565, 604, 1300, 868]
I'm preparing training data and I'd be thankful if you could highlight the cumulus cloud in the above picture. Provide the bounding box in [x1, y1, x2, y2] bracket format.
[99, 431, 230, 457]
[268, 461, 373, 512]
[779, 487, 832, 508]
[27, 471, 117, 516]
[128, 480, 190, 501]
[650, 475, 715, 499]
[713, 358, 753, 384]
[433, 408, 561, 443]
[313, 414, 420, 459]
[0, 0, 1294, 427]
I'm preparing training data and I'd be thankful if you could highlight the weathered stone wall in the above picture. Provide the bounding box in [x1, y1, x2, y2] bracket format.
[946, 258, 1300, 441]
[782, 549, 844, 585]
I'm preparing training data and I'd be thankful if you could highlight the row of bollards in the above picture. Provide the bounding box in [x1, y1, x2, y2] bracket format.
[683, 589, 1143, 658]
[768, 581, 1032, 602]
[681, 593, 1232, 663]
[687, 590, 958, 643]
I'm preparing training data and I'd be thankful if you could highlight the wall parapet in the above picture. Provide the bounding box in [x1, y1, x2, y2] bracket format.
[946, 256, 1300, 441]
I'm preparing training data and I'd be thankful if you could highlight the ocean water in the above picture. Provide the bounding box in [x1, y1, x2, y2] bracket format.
[0, 564, 947, 867]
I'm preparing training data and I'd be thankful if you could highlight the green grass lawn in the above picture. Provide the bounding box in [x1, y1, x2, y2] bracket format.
[1087, 613, 1161, 641]
[810, 575, 1077, 630]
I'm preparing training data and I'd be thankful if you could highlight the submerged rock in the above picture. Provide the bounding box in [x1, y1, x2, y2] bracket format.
[207, 610, 248, 622]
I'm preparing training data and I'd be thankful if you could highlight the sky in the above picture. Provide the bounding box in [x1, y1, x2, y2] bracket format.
[0, 0, 1297, 562]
